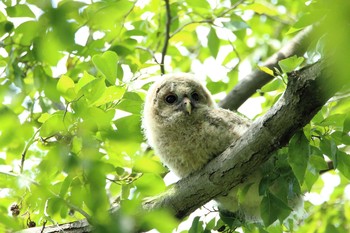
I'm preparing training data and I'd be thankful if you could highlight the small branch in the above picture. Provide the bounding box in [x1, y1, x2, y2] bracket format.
[217, 0, 246, 18]
[219, 25, 316, 110]
[170, 0, 245, 38]
[135, 46, 160, 65]
[320, 160, 334, 174]
[20, 130, 40, 173]
[40, 220, 47, 233]
[160, 0, 172, 75]
[1, 171, 91, 221]
[170, 19, 213, 38]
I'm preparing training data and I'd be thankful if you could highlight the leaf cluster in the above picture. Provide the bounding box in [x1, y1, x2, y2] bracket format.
[0, 0, 349, 232]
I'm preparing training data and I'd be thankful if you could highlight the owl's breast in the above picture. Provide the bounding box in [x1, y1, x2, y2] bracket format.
[151, 111, 237, 178]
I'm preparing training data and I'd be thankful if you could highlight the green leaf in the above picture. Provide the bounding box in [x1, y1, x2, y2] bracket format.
[93, 85, 125, 106]
[223, 19, 249, 32]
[288, 132, 310, 185]
[80, 78, 106, 105]
[207, 27, 220, 58]
[189, 216, 204, 233]
[76, 71, 96, 93]
[92, 51, 119, 85]
[134, 157, 167, 174]
[320, 138, 338, 167]
[343, 114, 350, 133]
[133, 173, 166, 196]
[57, 75, 76, 101]
[278, 55, 304, 73]
[259, 66, 275, 77]
[288, 131, 310, 185]
[260, 79, 283, 92]
[14, 21, 40, 46]
[260, 193, 292, 226]
[140, 209, 179, 233]
[59, 175, 73, 198]
[33, 31, 65, 66]
[336, 151, 350, 180]
[246, 3, 278, 16]
[6, 4, 35, 18]
[39, 112, 73, 137]
[116, 92, 143, 114]
[185, 0, 210, 14]
[85, 1, 134, 30]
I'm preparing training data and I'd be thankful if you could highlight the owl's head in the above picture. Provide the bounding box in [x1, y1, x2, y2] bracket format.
[143, 73, 216, 127]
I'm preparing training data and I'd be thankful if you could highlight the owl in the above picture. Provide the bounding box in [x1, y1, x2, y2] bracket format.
[141, 73, 301, 222]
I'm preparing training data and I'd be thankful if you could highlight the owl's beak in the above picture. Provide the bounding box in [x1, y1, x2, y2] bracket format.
[183, 97, 192, 115]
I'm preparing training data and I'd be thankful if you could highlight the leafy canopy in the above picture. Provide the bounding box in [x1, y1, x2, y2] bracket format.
[0, 0, 350, 232]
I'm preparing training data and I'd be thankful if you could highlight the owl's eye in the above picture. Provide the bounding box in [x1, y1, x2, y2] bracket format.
[191, 92, 200, 101]
[165, 94, 178, 104]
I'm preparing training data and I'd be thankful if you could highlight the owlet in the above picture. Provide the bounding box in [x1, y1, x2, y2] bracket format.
[141, 73, 300, 221]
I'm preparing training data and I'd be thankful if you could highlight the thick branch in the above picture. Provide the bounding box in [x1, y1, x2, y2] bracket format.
[144, 60, 345, 218]
[219, 26, 316, 111]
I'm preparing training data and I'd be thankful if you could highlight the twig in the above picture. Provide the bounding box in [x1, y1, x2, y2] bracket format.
[135, 46, 160, 65]
[217, 0, 246, 18]
[20, 130, 40, 173]
[160, 0, 172, 75]
[0, 171, 91, 221]
[170, 0, 246, 38]
[40, 220, 47, 233]
[170, 19, 213, 38]
[320, 160, 334, 174]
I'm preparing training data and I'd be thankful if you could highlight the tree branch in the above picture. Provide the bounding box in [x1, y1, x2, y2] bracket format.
[219, 25, 316, 111]
[160, 0, 172, 75]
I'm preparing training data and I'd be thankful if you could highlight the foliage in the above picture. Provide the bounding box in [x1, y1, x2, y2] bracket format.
[0, 0, 349, 232]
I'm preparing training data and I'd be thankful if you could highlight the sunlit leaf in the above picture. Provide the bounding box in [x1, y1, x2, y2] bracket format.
[134, 173, 166, 196]
[93, 85, 125, 106]
[208, 27, 220, 58]
[246, 3, 278, 16]
[57, 75, 76, 101]
[92, 51, 119, 85]
[278, 55, 305, 73]
[223, 18, 249, 32]
[80, 78, 106, 105]
[6, 4, 35, 18]
[259, 66, 275, 77]
[39, 112, 73, 137]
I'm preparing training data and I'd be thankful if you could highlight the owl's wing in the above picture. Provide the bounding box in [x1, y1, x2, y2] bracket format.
[206, 108, 251, 138]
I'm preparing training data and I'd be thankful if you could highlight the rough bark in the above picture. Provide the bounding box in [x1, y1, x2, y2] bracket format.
[219, 25, 316, 111]
[18, 60, 346, 232]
